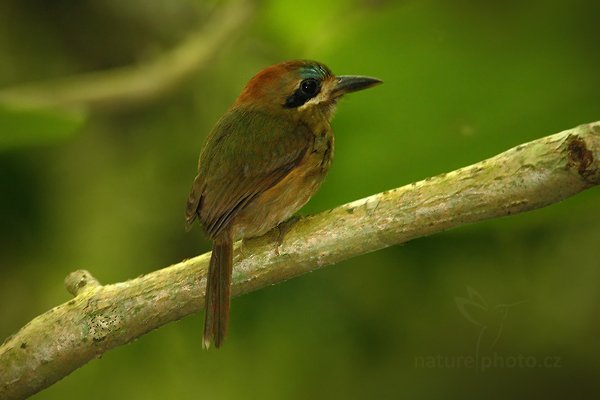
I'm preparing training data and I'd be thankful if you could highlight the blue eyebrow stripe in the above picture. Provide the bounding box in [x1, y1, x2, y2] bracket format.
[300, 64, 330, 80]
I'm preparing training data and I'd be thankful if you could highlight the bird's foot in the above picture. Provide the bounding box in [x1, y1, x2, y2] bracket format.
[274, 215, 301, 256]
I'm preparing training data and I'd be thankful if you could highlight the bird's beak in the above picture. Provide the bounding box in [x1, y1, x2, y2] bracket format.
[331, 75, 382, 97]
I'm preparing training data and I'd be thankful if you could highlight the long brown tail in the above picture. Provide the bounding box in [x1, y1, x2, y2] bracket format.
[203, 229, 233, 349]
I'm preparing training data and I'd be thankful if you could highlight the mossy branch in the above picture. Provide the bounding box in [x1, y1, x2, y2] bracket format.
[1, 121, 600, 399]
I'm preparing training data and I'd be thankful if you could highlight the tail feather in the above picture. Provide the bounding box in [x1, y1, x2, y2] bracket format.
[203, 230, 233, 349]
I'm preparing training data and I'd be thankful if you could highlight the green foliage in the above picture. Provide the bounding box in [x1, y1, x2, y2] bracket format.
[0, 105, 85, 150]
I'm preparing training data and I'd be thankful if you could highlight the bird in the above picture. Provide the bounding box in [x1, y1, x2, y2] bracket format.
[185, 60, 382, 348]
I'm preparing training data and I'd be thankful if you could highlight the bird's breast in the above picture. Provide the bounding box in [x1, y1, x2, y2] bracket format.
[232, 128, 334, 239]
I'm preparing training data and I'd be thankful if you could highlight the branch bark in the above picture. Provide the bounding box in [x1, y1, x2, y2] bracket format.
[1, 121, 599, 399]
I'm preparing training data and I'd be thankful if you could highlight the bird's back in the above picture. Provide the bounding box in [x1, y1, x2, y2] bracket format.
[186, 105, 330, 239]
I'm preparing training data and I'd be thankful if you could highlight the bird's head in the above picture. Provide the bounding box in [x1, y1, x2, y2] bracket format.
[235, 60, 382, 121]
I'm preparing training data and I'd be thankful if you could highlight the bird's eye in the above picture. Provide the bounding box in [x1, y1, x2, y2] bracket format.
[283, 78, 322, 108]
[300, 79, 319, 96]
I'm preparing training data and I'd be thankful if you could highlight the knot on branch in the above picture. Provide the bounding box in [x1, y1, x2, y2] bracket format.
[64, 269, 101, 296]
[566, 133, 599, 184]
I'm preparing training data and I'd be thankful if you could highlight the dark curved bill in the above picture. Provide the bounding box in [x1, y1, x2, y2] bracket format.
[332, 75, 383, 96]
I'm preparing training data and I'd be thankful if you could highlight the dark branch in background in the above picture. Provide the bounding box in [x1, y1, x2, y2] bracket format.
[0, 121, 598, 399]
[0, 0, 252, 113]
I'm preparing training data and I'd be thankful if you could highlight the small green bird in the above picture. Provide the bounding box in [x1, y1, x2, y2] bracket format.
[186, 60, 381, 348]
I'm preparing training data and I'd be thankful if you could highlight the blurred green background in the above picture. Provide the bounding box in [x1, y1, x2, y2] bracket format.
[1, 0, 600, 398]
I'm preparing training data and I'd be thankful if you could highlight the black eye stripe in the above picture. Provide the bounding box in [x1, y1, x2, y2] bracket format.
[283, 79, 321, 108]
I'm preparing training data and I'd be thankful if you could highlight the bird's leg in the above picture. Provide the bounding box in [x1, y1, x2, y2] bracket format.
[274, 215, 302, 256]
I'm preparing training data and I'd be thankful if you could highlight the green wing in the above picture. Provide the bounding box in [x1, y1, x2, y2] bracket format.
[186, 108, 311, 238]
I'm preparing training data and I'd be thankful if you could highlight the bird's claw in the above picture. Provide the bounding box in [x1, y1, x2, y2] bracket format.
[274, 215, 301, 256]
